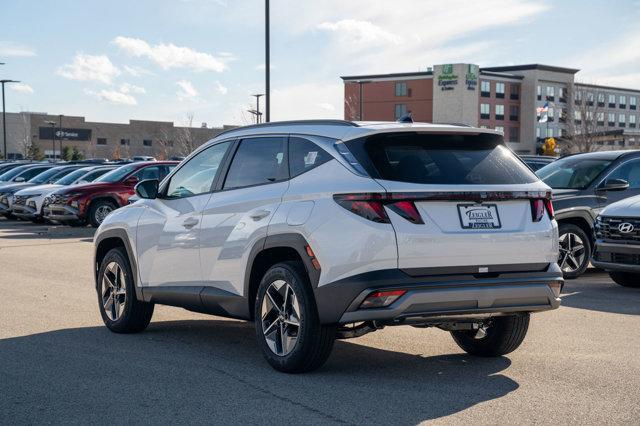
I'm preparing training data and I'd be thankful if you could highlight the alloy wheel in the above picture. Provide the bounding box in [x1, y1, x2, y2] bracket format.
[558, 232, 586, 274]
[95, 205, 114, 224]
[101, 261, 126, 321]
[261, 279, 302, 356]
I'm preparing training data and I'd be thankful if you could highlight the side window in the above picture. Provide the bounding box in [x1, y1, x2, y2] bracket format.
[223, 137, 285, 190]
[607, 160, 640, 188]
[21, 167, 49, 180]
[166, 141, 231, 198]
[289, 137, 332, 177]
[133, 166, 161, 182]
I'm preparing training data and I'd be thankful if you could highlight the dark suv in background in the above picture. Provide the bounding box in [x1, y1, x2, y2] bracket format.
[537, 150, 640, 278]
[44, 161, 177, 227]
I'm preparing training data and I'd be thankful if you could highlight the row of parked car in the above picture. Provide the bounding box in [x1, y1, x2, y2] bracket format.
[0, 160, 177, 227]
[521, 150, 640, 287]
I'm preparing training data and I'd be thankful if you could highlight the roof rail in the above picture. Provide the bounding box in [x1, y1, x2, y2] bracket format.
[437, 122, 474, 128]
[213, 119, 359, 139]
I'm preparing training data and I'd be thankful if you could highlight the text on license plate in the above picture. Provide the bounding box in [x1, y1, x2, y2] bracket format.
[457, 204, 501, 229]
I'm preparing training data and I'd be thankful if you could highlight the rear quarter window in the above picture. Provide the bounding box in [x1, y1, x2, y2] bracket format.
[345, 132, 537, 185]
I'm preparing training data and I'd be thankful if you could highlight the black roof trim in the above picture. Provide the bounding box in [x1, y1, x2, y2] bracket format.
[575, 82, 640, 95]
[479, 71, 524, 80]
[481, 64, 580, 74]
[213, 119, 359, 138]
[341, 71, 433, 81]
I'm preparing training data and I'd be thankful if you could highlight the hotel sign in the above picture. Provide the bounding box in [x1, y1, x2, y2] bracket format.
[465, 64, 478, 91]
[438, 64, 458, 91]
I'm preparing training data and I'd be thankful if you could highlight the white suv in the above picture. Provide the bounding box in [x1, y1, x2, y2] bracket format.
[93, 120, 562, 373]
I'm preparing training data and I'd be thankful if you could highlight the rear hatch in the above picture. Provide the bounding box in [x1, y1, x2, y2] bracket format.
[341, 131, 556, 272]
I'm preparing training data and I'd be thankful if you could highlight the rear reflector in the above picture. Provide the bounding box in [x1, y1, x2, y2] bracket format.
[387, 200, 424, 224]
[360, 289, 407, 309]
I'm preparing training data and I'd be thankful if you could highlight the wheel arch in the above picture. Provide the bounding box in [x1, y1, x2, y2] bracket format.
[556, 211, 595, 246]
[94, 229, 143, 300]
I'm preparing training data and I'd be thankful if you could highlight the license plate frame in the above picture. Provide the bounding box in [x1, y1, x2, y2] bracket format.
[457, 203, 502, 229]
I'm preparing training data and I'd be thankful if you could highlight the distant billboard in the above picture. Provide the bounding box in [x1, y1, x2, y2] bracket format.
[39, 127, 92, 141]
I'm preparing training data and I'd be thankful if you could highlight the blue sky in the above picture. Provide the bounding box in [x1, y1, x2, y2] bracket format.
[1, 0, 640, 127]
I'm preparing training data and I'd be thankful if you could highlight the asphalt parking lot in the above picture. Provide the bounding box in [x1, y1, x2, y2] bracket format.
[0, 218, 638, 425]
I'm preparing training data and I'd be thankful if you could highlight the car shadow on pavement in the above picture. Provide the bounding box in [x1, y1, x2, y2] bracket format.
[560, 274, 640, 316]
[0, 320, 517, 425]
[0, 221, 94, 240]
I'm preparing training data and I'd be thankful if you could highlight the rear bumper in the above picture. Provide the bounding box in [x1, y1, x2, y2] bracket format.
[44, 204, 80, 221]
[592, 241, 640, 273]
[314, 263, 563, 324]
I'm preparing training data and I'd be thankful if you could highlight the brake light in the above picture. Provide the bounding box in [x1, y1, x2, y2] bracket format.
[387, 200, 424, 224]
[545, 198, 555, 219]
[333, 193, 390, 223]
[531, 199, 545, 222]
[360, 289, 407, 309]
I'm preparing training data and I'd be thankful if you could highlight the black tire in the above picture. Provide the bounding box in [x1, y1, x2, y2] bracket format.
[451, 313, 530, 357]
[97, 247, 154, 333]
[254, 261, 336, 373]
[609, 272, 640, 288]
[558, 223, 591, 279]
[88, 199, 117, 228]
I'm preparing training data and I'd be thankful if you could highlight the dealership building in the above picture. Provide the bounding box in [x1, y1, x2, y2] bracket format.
[0, 112, 235, 160]
[342, 63, 640, 154]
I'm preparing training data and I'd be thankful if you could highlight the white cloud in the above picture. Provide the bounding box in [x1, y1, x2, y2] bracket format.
[119, 83, 146, 94]
[57, 53, 120, 84]
[123, 65, 153, 77]
[9, 83, 34, 94]
[317, 19, 403, 46]
[113, 36, 229, 72]
[176, 80, 199, 100]
[317, 102, 335, 111]
[0, 41, 36, 57]
[255, 63, 277, 71]
[86, 89, 137, 106]
[271, 82, 342, 121]
[214, 81, 228, 95]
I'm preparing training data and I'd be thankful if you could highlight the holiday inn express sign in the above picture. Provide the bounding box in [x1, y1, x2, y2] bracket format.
[437, 64, 458, 91]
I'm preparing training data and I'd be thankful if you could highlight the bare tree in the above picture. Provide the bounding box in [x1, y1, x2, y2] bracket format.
[14, 113, 32, 159]
[156, 126, 175, 160]
[344, 92, 359, 121]
[563, 84, 607, 153]
[175, 113, 198, 156]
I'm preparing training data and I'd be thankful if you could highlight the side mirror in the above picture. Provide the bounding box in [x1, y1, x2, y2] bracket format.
[600, 178, 629, 191]
[14, 176, 25, 183]
[135, 179, 159, 199]
[124, 175, 139, 186]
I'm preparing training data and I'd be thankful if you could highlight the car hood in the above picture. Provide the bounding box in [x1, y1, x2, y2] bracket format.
[601, 194, 640, 217]
[0, 183, 34, 194]
[14, 184, 62, 196]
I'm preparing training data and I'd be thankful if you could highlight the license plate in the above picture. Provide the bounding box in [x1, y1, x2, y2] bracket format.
[457, 204, 501, 229]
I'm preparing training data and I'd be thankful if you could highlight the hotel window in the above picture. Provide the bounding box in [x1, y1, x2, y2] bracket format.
[537, 85, 542, 101]
[586, 92, 594, 106]
[480, 103, 490, 119]
[630, 115, 637, 128]
[143, 139, 153, 147]
[97, 138, 107, 145]
[495, 104, 504, 120]
[480, 125, 488, 129]
[574, 110, 582, 125]
[558, 87, 566, 103]
[120, 138, 130, 146]
[547, 107, 554, 122]
[597, 112, 605, 126]
[608, 113, 616, 126]
[481, 81, 490, 97]
[510, 84, 519, 100]
[395, 82, 407, 97]
[495, 82, 505, 98]
[547, 128, 554, 138]
[619, 113, 626, 127]
[536, 127, 541, 138]
[631, 96, 637, 110]
[546, 86, 555, 101]
[609, 94, 616, 108]
[597, 92, 605, 107]
[586, 111, 593, 122]
[495, 126, 504, 134]
[574, 90, 582, 104]
[620, 95, 627, 109]
[509, 127, 519, 142]
[394, 104, 407, 119]
[559, 108, 566, 123]
[509, 105, 519, 121]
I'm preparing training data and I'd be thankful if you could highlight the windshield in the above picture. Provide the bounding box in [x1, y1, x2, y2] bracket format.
[0, 165, 32, 181]
[95, 164, 138, 183]
[29, 167, 73, 184]
[537, 157, 612, 189]
[55, 168, 92, 185]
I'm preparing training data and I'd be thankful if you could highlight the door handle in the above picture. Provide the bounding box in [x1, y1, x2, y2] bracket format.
[249, 210, 270, 221]
[182, 217, 199, 229]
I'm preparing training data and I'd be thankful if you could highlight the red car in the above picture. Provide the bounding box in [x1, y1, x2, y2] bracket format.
[44, 161, 177, 227]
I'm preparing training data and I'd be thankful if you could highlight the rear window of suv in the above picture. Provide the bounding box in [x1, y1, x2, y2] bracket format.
[344, 132, 537, 185]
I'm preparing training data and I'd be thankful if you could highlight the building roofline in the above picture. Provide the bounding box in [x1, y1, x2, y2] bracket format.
[341, 71, 433, 81]
[480, 64, 580, 74]
[479, 70, 524, 80]
[575, 82, 640, 95]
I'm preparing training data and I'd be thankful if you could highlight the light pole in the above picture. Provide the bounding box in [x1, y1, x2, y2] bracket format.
[44, 120, 56, 161]
[1, 79, 20, 160]
[252, 94, 264, 123]
[58, 114, 63, 161]
[265, 0, 270, 122]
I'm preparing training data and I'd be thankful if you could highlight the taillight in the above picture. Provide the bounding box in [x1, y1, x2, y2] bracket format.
[360, 289, 407, 309]
[531, 198, 554, 222]
[333, 193, 424, 224]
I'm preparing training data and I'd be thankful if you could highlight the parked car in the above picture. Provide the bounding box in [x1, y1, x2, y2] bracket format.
[537, 150, 640, 279]
[44, 161, 177, 227]
[0, 162, 30, 176]
[0, 163, 54, 188]
[0, 164, 67, 217]
[520, 155, 556, 171]
[12, 165, 116, 222]
[93, 120, 562, 373]
[132, 156, 156, 162]
[592, 196, 640, 287]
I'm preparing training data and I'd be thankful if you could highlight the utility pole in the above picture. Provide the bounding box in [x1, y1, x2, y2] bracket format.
[252, 94, 264, 123]
[265, 0, 270, 122]
[1, 79, 20, 160]
[58, 114, 63, 161]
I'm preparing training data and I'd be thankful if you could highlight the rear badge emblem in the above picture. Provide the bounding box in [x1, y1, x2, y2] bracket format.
[618, 223, 635, 233]
[478, 267, 489, 273]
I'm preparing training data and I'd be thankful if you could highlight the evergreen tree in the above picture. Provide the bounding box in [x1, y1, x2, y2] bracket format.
[61, 145, 73, 161]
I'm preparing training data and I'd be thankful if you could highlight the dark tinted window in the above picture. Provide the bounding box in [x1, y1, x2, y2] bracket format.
[605, 159, 640, 188]
[289, 137, 332, 177]
[19, 166, 52, 181]
[345, 133, 537, 185]
[224, 137, 285, 189]
[537, 157, 612, 189]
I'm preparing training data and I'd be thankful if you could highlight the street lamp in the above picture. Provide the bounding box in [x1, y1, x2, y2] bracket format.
[252, 94, 264, 123]
[44, 120, 56, 161]
[1, 79, 20, 160]
[58, 114, 63, 160]
[265, 0, 270, 122]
